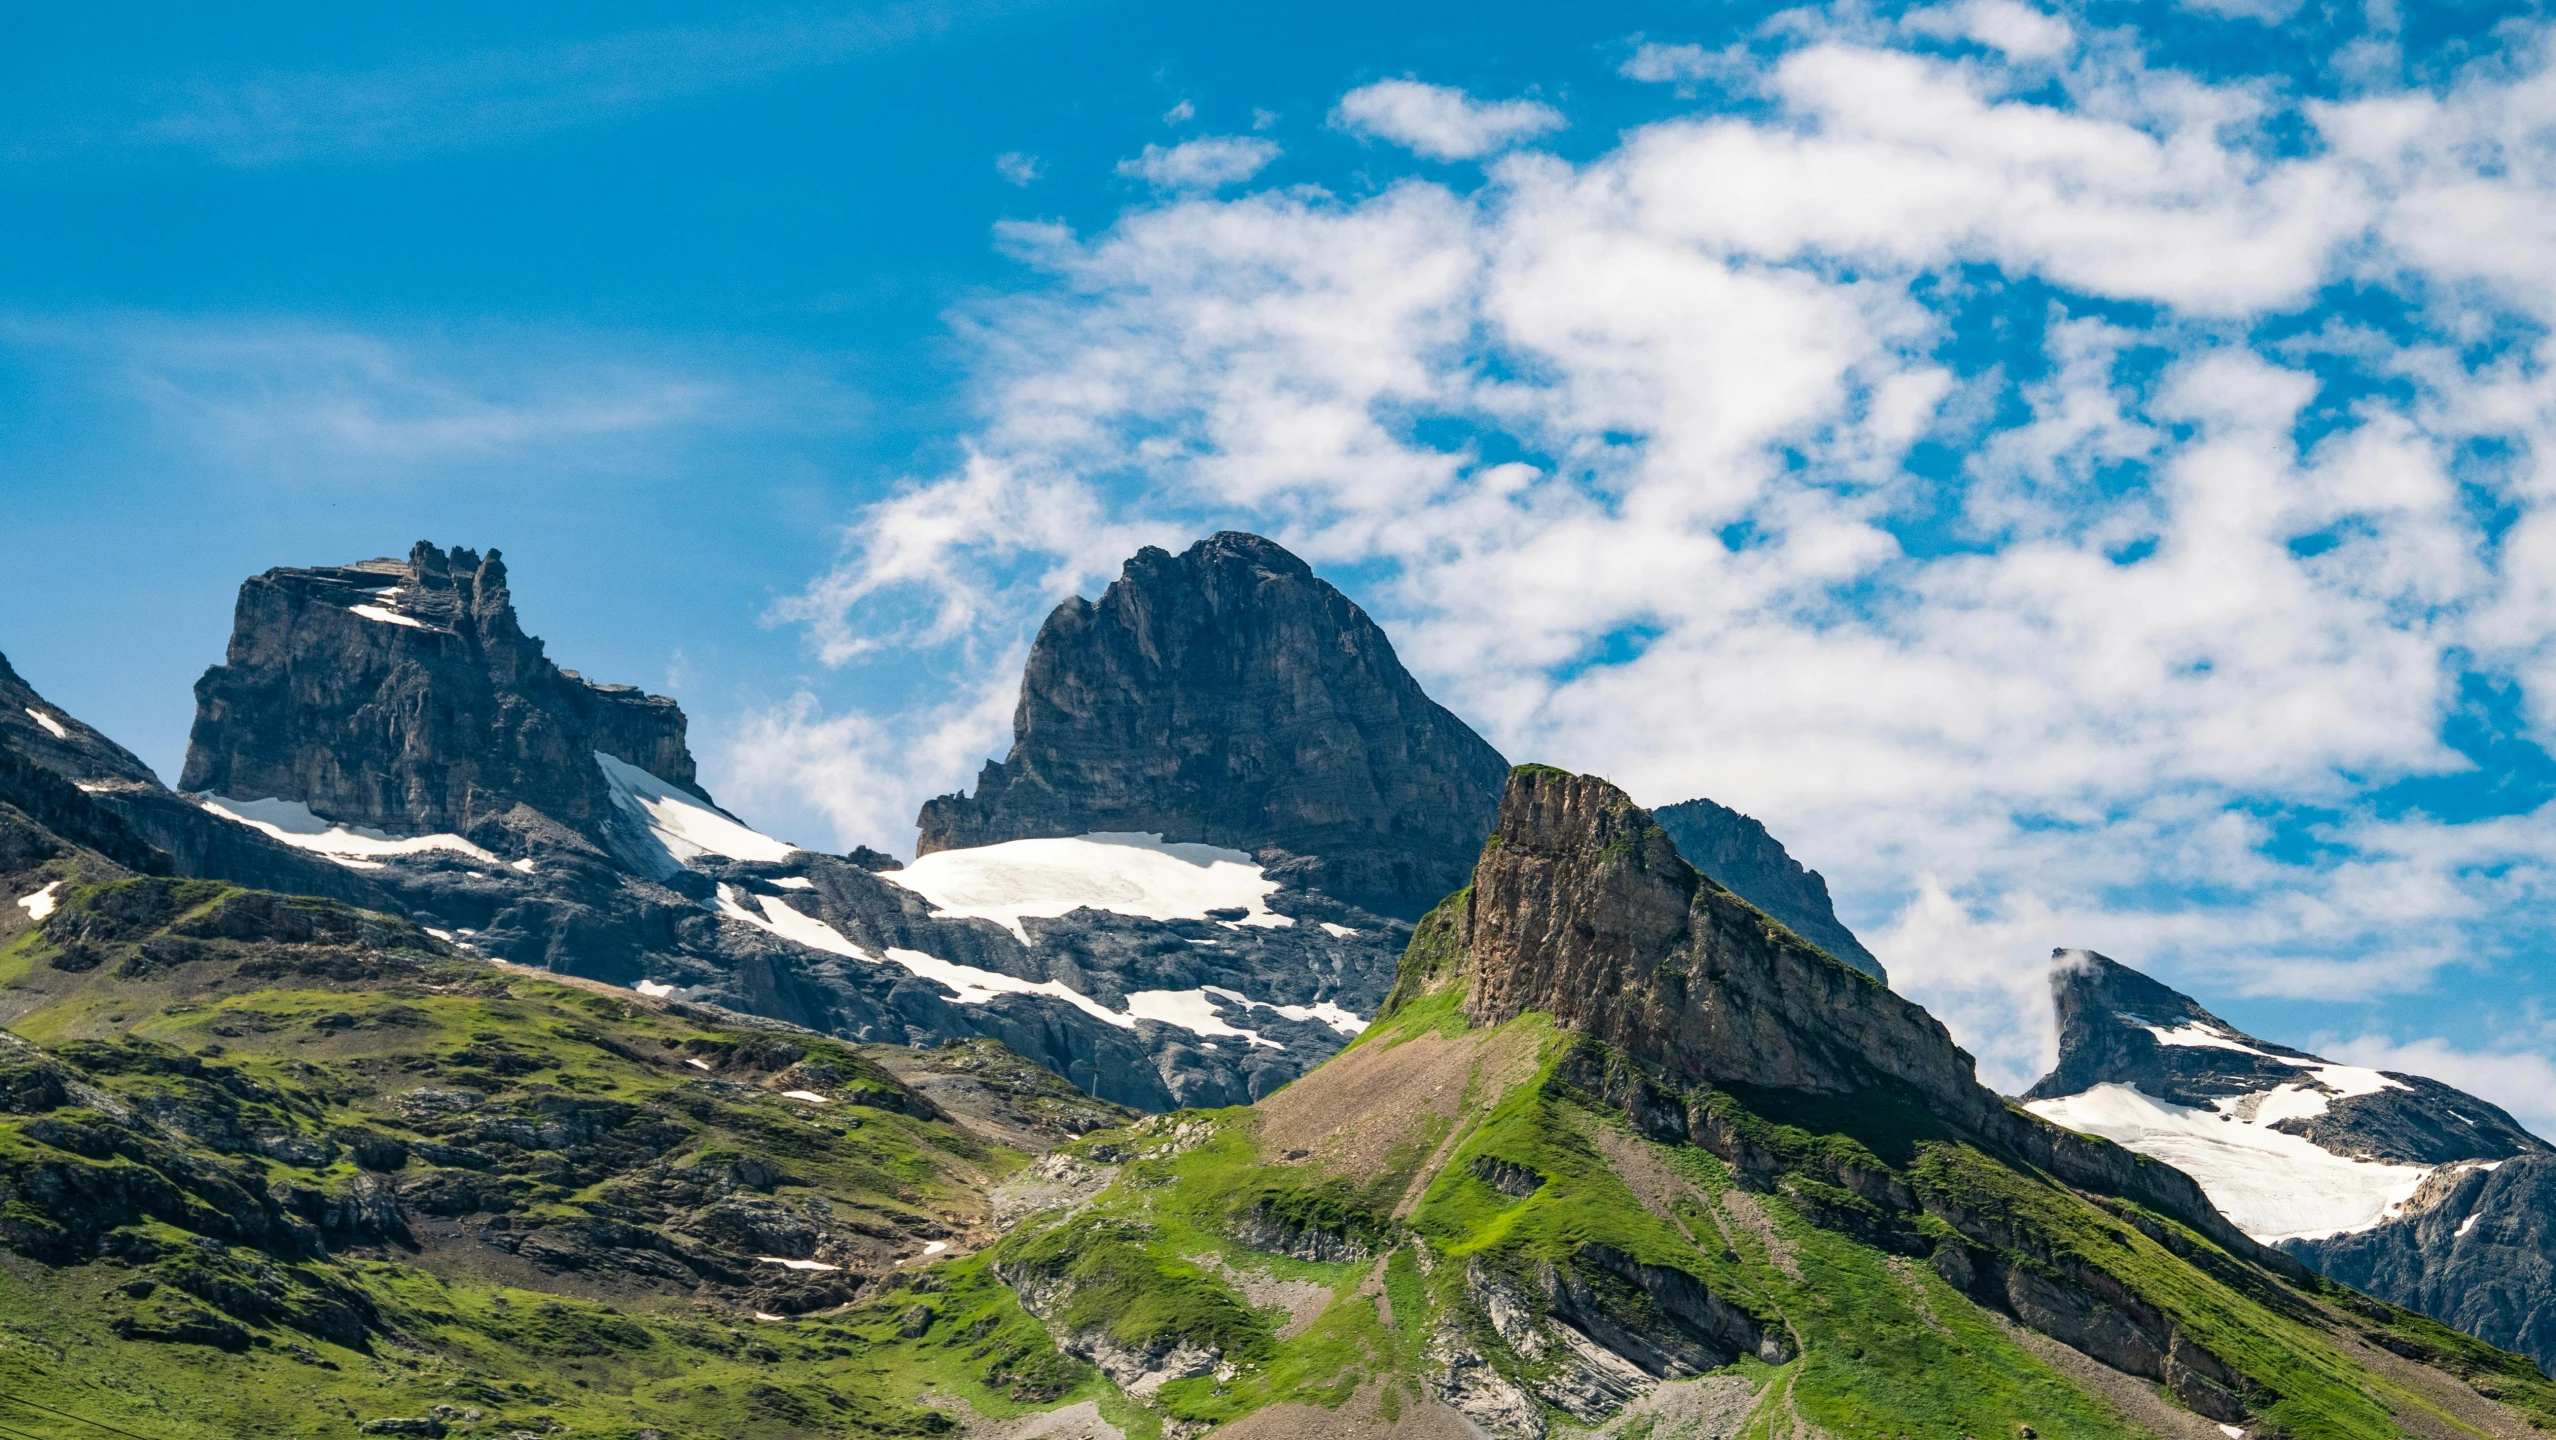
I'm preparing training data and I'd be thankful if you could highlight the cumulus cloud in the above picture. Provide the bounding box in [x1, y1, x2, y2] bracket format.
[1332, 79, 1564, 161]
[748, 22, 2556, 1117]
[1115, 135, 1280, 190]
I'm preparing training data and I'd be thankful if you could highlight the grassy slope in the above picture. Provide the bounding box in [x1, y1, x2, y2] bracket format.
[0, 875, 1114, 1440]
[986, 892, 2556, 1439]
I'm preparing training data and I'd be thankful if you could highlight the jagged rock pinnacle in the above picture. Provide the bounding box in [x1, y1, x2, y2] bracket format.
[915, 531, 1509, 917]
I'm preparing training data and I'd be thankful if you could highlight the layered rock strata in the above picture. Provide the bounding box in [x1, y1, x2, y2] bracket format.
[916, 532, 1510, 918]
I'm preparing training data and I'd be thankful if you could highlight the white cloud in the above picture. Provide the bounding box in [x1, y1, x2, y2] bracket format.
[996, 151, 1041, 186]
[1116, 136, 1281, 190]
[1621, 43, 1732, 86]
[1163, 99, 1196, 125]
[1332, 79, 1564, 161]
[754, 19, 2556, 1097]
[1902, 0, 2075, 60]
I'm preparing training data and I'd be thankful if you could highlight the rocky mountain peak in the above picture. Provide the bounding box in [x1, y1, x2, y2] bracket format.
[2025, 948, 2544, 1166]
[915, 531, 1510, 917]
[178, 541, 706, 846]
[1446, 765, 1989, 1116]
[1652, 796, 1885, 980]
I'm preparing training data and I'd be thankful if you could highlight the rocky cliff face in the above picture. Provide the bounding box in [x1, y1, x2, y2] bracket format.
[915, 532, 1510, 918]
[1652, 796, 1884, 980]
[2298, 1156, 2556, 1374]
[1393, 765, 2276, 1267]
[180, 542, 703, 846]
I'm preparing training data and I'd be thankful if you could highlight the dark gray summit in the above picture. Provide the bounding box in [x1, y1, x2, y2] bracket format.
[2025, 948, 2556, 1373]
[181, 542, 704, 848]
[1652, 796, 1885, 981]
[915, 532, 1512, 918]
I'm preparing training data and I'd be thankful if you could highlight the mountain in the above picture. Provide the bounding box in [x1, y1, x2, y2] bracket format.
[1652, 796, 1886, 981]
[2023, 949, 2556, 1372]
[0, 767, 1134, 1436]
[13, 539, 1462, 1113]
[916, 532, 1512, 919]
[959, 766, 2556, 1437]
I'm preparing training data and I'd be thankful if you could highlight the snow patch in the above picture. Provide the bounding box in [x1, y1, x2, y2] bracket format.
[1124, 989, 1285, 1049]
[2219, 1427, 2245, 1439]
[780, 1090, 831, 1103]
[1319, 922, 1360, 938]
[198, 795, 499, 868]
[752, 1311, 786, 1322]
[771, 876, 814, 889]
[2142, 1021, 2407, 1103]
[686, 1057, 712, 1071]
[922, 1241, 948, 1256]
[16, 881, 62, 921]
[634, 980, 675, 998]
[348, 603, 425, 629]
[2457, 1212, 2482, 1239]
[597, 751, 796, 865]
[510, 857, 536, 873]
[2027, 1083, 2433, 1242]
[21, 707, 67, 740]
[879, 832, 1293, 942]
[756, 1257, 841, 1272]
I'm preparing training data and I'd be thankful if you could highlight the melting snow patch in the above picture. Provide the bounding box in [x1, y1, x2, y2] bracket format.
[510, 857, 536, 873]
[16, 881, 62, 921]
[686, 1057, 712, 1071]
[771, 876, 814, 889]
[1125, 989, 1285, 1049]
[1319, 922, 1359, 938]
[780, 1090, 832, 1103]
[2458, 1212, 2482, 1239]
[757, 1257, 841, 1272]
[349, 603, 425, 629]
[922, 1241, 948, 1256]
[879, 832, 1293, 942]
[2027, 1084, 2431, 1242]
[753, 1312, 786, 1322]
[2219, 1427, 2245, 1439]
[197, 795, 498, 868]
[597, 751, 796, 864]
[21, 707, 67, 740]
[634, 980, 675, 998]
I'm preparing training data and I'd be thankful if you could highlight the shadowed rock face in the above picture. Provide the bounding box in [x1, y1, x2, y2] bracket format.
[1651, 796, 1884, 981]
[915, 532, 1510, 919]
[180, 541, 703, 845]
[2297, 1157, 2556, 1373]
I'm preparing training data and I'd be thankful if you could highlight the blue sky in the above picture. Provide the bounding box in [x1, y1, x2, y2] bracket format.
[7, 0, 2556, 1124]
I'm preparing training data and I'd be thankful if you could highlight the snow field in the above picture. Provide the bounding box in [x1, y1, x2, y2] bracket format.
[2026, 1082, 2432, 1241]
[878, 832, 1293, 942]
[348, 603, 425, 629]
[16, 881, 62, 921]
[197, 795, 501, 869]
[21, 707, 68, 740]
[710, 883, 1355, 1049]
[596, 751, 797, 865]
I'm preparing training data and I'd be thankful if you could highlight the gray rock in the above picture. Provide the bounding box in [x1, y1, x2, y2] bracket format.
[2291, 1155, 2556, 1373]
[1652, 795, 1885, 980]
[915, 532, 1510, 919]
[179, 541, 706, 847]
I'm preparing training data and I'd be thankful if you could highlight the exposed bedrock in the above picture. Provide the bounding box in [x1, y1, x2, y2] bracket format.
[179, 541, 705, 847]
[915, 532, 1512, 919]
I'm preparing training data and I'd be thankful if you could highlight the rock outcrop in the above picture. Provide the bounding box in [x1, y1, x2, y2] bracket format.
[180, 542, 704, 846]
[2298, 1156, 2556, 1373]
[915, 532, 1510, 918]
[1652, 796, 1884, 980]
[1391, 765, 2280, 1269]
